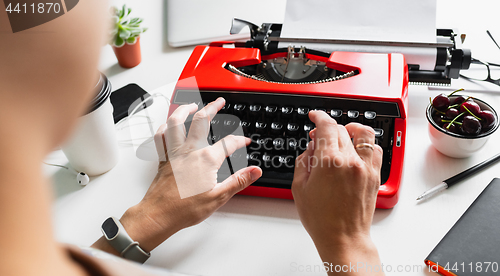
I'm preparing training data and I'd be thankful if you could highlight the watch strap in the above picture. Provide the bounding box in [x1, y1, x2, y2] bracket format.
[121, 242, 150, 263]
[101, 217, 150, 263]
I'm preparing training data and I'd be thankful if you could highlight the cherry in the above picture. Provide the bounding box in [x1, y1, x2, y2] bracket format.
[460, 100, 481, 116]
[445, 108, 459, 119]
[444, 123, 457, 133]
[479, 110, 496, 130]
[432, 94, 450, 111]
[461, 115, 482, 135]
[432, 91, 496, 136]
[432, 112, 444, 125]
[453, 95, 469, 105]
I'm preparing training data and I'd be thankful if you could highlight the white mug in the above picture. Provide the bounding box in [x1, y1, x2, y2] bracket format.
[62, 74, 119, 176]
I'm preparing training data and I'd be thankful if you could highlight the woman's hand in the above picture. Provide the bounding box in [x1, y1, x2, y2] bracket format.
[292, 110, 384, 275]
[93, 98, 262, 254]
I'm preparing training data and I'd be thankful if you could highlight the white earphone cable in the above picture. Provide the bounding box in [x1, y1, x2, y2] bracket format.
[43, 162, 70, 170]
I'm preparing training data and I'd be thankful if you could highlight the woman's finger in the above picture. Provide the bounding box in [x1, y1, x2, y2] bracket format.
[293, 139, 315, 188]
[166, 103, 198, 150]
[211, 135, 251, 164]
[308, 110, 339, 154]
[372, 144, 383, 173]
[345, 123, 376, 164]
[336, 124, 354, 153]
[211, 166, 262, 201]
[154, 124, 168, 162]
[186, 97, 225, 143]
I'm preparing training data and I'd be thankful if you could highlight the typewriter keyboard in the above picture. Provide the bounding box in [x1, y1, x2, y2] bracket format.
[173, 90, 400, 188]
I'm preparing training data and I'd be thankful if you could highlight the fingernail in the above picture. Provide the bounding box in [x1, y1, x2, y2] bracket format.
[250, 167, 261, 181]
[307, 140, 315, 151]
[217, 97, 225, 104]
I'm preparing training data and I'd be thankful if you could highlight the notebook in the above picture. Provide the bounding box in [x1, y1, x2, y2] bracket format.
[166, 0, 286, 47]
[425, 178, 500, 276]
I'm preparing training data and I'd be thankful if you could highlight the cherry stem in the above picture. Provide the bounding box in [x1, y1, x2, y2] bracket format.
[429, 97, 446, 115]
[442, 119, 463, 125]
[462, 105, 482, 120]
[447, 112, 465, 129]
[447, 88, 464, 97]
[447, 104, 459, 109]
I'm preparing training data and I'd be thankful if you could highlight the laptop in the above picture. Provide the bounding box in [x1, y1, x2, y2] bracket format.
[166, 0, 286, 47]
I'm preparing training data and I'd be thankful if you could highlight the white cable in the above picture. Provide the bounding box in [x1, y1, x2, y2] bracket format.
[116, 115, 156, 131]
[43, 162, 69, 170]
[43, 162, 90, 185]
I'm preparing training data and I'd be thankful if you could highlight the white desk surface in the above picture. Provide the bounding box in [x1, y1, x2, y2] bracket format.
[47, 1, 500, 275]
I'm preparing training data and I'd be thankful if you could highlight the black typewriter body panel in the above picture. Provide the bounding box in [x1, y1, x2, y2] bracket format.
[173, 90, 399, 189]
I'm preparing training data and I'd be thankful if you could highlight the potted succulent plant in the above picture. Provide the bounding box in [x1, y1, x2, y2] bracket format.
[110, 5, 147, 68]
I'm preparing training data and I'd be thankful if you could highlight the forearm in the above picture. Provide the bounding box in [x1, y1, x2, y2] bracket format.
[91, 236, 121, 257]
[91, 203, 179, 256]
[315, 235, 385, 276]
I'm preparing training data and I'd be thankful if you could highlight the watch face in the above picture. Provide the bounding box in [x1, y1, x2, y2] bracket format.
[102, 217, 119, 239]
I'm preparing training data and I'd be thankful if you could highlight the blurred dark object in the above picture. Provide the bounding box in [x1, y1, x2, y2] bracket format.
[110, 83, 153, 123]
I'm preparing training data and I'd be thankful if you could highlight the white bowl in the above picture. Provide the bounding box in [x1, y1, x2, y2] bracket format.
[426, 96, 499, 158]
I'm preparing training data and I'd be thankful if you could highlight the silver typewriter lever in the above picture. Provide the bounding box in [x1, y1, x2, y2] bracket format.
[230, 18, 259, 38]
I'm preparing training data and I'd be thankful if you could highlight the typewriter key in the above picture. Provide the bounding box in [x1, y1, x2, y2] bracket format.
[347, 110, 359, 119]
[286, 123, 300, 136]
[265, 105, 278, 117]
[297, 107, 310, 117]
[255, 121, 268, 134]
[271, 122, 284, 134]
[281, 106, 294, 117]
[330, 109, 343, 118]
[364, 111, 377, 119]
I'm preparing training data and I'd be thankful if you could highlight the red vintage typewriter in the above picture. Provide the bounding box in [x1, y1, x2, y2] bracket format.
[168, 40, 408, 208]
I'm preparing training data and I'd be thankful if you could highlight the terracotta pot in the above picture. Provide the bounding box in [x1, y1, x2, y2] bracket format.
[112, 37, 142, 68]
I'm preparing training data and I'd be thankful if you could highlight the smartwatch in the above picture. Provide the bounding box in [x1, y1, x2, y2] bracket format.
[101, 217, 150, 263]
